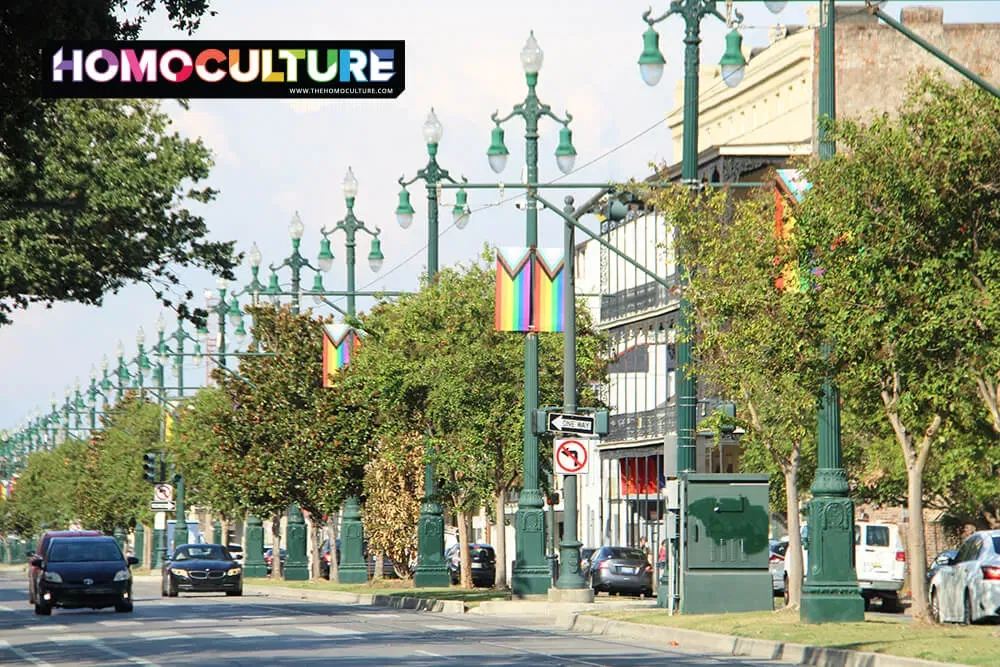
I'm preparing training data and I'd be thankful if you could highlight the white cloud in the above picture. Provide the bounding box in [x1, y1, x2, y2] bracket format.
[169, 108, 239, 166]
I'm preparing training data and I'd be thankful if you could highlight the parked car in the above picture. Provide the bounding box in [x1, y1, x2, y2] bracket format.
[927, 549, 958, 586]
[227, 543, 244, 561]
[162, 543, 242, 597]
[445, 543, 496, 587]
[28, 530, 103, 605]
[580, 547, 597, 571]
[587, 546, 653, 597]
[769, 539, 788, 596]
[31, 535, 137, 615]
[928, 530, 1000, 624]
[792, 522, 905, 612]
[263, 547, 287, 575]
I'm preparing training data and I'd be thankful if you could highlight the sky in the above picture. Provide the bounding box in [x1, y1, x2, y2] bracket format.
[0, 1, 991, 434]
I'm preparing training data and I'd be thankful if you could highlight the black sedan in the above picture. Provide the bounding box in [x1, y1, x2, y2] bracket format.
[162, 544, 242, 597]
[588, 546, 653, 596]
[446, 543, 496, 587]
[32, 536, 138, 615]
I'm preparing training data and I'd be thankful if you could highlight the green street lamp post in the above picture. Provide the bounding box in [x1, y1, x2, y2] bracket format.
[397, 108, 467, 588]
[321, 166, 385, 584]
[487, 31, 578, 596]
[639, 0, 747, 610]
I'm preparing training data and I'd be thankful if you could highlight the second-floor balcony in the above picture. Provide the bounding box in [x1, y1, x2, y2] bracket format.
[600, 277, 679, 323]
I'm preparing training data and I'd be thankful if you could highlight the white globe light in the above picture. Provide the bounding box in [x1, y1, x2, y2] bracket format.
[556, 154, 576, 175]
[764, 1, 787, 13]
[397, 211, 414, 229]
[520, 31, 544, 74]
[488, 153, 508, 174]
[639, 62, 664, 87]
[248, 242, 263, 268]
[342, 167, 359, 199]
[369, 255, 384, 273]
[721, 64, 745, 88]
[422, 108, 443, 145]
[288, 212, 305, 241]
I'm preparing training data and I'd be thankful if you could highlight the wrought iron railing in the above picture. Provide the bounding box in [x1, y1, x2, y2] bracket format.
[605, 406, 676, 443]
[600, 277, 679, 322]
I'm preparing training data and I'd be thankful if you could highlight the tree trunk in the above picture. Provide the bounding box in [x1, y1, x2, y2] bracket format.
[309, 516, 321, 580]
[373, 550, 384, 579]
[457, 510, 472, 589]
[975, 375, 1000, 435]
[271, 513, 283, 579]
[494, 490, 508, 589]
[326, 514, 339, 584]
[907, 464, 930, 621]
[782, 456, 804, 609]
[220, 516, 231, 550]
[142, 523, 152, 570]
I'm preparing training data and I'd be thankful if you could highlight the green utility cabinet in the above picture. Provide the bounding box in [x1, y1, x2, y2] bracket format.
[680, 474, 773, 614]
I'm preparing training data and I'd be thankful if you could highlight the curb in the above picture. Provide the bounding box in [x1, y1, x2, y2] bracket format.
[554, 613, 964, 667]
[243, 584, 466, 615]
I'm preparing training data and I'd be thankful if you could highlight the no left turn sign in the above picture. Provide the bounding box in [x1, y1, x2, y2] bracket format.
[554, 438, 590, 475]
[153, 483, 173, 502]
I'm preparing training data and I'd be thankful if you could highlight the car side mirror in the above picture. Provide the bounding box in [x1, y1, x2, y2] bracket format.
[30, 556, 43, 567]
[126, 556, 139, 566]
[25, 550, 35, 558]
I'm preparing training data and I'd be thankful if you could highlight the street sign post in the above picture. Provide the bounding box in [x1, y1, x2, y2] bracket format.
[553, 438, 590, 475]
[547, 412, 595, 436]
[153, 484, 173, 502]
[150, 500, 176, 512]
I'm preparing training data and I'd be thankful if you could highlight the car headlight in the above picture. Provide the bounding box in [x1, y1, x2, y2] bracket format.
[170, 568, 190, 578]
[226, 567, 242, 577]
[113, 569, 130, 582]
[42, 571, 62, 583]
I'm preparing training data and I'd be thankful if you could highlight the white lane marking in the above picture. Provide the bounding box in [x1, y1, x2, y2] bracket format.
[91, 641, 160, 666]
[134, 630, 190, 641]
[298, 625, 363, 636]
[26, 624, 69, 631]
[0, 639, 53, 666]
[49, 634, 97, 643]
[480, 641, 612, 667]
[357, 613, 400, 618]
[99, 620, 142, 627]
[0, 605, 14, 612]
[174, 618, 213, 624]
[216, 628, 276, 637]
[427, 624, 473, 631]
[414, 649, 442, 657]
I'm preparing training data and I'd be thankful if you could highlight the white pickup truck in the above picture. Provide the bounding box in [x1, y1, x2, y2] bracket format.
[783, 521, 906, 612]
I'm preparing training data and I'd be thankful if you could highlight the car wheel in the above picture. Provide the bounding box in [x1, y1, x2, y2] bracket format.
[226, 587, 243, 597]
[782, 576, 789, 607]
[115, 600, 134, 613]
[167, 578, 178, 598]
[963, 592, 974, 625]
[34, 601, 52, 616]
[881, 593, 902, 614]
[931, 590, 942, 624]
[863, 595, 872, 612]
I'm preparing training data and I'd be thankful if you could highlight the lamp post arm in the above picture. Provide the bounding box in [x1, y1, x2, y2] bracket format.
[491, 108, 521, 126]
[870, 5, 1000, 101]
[643, 2, 683, 27]
[541, 108, 573, 126]
[534, 191, 672, 289]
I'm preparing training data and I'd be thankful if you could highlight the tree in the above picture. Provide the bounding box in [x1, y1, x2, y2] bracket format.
[647, 184, 826, 608]
[792, 73, 1000, 622]
[348, 250, 605, 588]
[78, 395, 161, 533]
[6, 439, 88, 537]
[361, 433, 424, 578]
[0, 98, 237, 326]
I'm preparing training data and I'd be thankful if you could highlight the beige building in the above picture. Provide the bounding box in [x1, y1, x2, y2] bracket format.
[578, 5, 1000, 550]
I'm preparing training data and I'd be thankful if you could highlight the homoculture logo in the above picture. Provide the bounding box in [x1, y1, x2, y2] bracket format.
[42, 41, 405, 99]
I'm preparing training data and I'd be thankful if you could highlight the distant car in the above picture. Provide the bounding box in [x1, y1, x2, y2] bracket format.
[162, 543, 242, 597]
[769, 539, 788, 596]
[28, 530, 102, 606]
[227, 544, 244, 561]
[263, 547, 287, 576]
[929, 531, 1000, 624]
[587, 546, 653, 597]
[32, 536, 137, 615]
[580, 548, 597, 571]
[927, 549, 958, 586]
[446, 543, 496, 587]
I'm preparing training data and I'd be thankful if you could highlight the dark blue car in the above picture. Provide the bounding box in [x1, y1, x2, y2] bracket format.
[32, 536, 137, 615]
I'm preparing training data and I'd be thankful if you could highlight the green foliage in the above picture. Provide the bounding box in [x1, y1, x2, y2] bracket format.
[0, 98, 236, 325]
[213, 305, 373, 520]
[6, 439, 88, 536]
[78, 395, 162, 532]
[361, 433, 424, 577]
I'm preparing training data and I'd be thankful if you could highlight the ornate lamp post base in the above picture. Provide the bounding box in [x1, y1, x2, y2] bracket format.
[243, 515, 268, 578]
[134, 525, 145, 567]
[339, 497, 369, 584]
[512, 494, 550, 596]
[414, 500, 450, 587]
[283, 505, 310, 581]
[800, 491, 864, 623]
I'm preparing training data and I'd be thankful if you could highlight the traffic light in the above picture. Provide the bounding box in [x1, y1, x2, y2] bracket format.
[142, 452, 157, 483]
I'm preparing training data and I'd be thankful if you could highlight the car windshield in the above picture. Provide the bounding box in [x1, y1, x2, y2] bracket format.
[992, 537, 1000, 555]
[47, 540, 122, 563]
[608, 548, 646, 561]
[470, 547, 494, 561]
[173, 545, 230, 561]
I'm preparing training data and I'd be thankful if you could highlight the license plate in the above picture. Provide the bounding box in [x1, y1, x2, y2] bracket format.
[86, 588, 112, 594]
[620, 567, 635, 575]
[872, 562, 883, 570]
[471, 563, 483, 569]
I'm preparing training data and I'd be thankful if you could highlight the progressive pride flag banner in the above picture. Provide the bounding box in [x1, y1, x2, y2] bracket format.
[495, 247, 564, 333]
[322, 323, 361, 387]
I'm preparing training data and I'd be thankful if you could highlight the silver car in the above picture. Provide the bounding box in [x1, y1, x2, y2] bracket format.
[929, 530, 1000, 624]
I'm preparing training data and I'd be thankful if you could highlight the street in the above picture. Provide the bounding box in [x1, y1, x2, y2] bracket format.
[0, 573, 804, 666]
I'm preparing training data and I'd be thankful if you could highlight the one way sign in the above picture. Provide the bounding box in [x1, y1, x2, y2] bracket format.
[547, 412, 595, 435]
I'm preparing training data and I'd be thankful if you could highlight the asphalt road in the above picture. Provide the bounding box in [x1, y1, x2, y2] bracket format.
[0, 573, 802, 666]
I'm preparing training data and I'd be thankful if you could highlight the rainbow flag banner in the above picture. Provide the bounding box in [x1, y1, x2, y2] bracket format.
[495, 247, 565, 333]
[322, 323, 361, 387]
